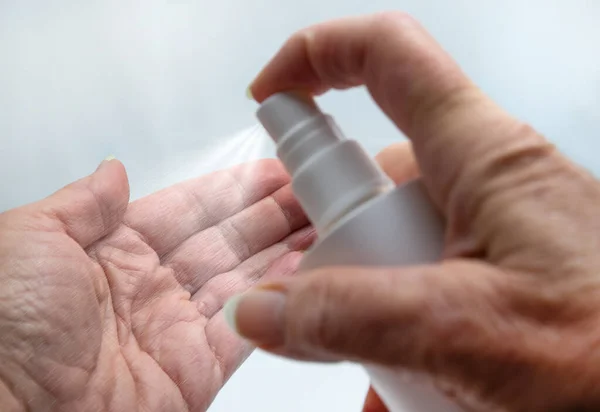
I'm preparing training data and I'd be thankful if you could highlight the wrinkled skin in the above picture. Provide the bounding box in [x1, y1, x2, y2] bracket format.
[0, 159, 315, 411]
[228, 11, 600, 412]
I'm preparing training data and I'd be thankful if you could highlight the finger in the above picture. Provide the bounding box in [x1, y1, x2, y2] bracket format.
[30, 158, 130, 248]
[249, 12, 552, 215]
[204, 310, 254, 386]
[191, 225, 315, 318]
[375, 140, 419, 185]
[199, 234, 313, 381]
[363, 385, 389, 412]
[163, 183, 309, 294]
[124, 159, 295, 257]
[229, 261, 559, 406]
[232, 260, 504, 364]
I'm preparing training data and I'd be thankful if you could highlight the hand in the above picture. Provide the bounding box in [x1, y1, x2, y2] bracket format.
[0, 158, 315, 411]
[229, 12, 600, 412]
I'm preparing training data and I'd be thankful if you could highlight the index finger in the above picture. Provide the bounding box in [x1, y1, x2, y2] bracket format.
[250, 12, 549, 212]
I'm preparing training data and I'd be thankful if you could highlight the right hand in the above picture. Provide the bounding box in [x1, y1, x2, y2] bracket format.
[230, 12, 600, 412]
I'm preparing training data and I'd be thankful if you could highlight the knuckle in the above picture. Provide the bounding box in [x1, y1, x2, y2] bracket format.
[289, 27, 312, 48]
[84, 182, 113, 235]
[475, 126, 570, 208]
[483, 124, 557, 179]
[508, 276, 586, 325]
[450, 121, 562, 223]
[367, 11, 475, 135]
[370, 10, 418, 35]
[367, 11, 420, 57]
[289, 272, 348, 352]
[289, 270, 399, 361]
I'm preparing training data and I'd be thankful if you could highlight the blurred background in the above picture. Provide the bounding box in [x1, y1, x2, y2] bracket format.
[1, 1, 599, 411]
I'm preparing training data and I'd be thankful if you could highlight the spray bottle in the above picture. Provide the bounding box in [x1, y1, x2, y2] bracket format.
[256, 92, 465, 412]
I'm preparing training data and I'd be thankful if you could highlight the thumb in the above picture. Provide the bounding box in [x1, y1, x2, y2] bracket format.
[229, 260, 511, 376]
[25, 157, 130, 248]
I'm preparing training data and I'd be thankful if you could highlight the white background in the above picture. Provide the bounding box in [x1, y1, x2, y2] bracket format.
[1, 1, 599, 411]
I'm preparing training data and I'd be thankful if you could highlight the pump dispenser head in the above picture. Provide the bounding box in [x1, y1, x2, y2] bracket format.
[257, 91, 320, 145]
[257, 91, 345, 175]
[257, 92, 394, 234]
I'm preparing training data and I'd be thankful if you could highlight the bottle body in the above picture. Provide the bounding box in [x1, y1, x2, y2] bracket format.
[299, 180, 443, 270]
[255, 91, 464, 412]
[300, 181, 464, 412]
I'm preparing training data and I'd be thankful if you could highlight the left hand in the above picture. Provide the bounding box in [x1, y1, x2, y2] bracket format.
[0, 158, 313, 411]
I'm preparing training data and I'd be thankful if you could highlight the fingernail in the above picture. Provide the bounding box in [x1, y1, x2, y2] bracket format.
[224, 288, 287, 347]
[245, 86, 254, 100]
[97, 155, 117, 171]
[223, 294, 243, 333]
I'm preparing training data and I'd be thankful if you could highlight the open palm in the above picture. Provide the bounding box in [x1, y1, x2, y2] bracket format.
[0, 158, 313, 411]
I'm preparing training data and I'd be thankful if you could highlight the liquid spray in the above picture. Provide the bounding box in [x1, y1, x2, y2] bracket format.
[256, 92, 465, 412]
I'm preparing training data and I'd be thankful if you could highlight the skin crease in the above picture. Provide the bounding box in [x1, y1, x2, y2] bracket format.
[0, 142, 413, 411]
[233, 11, 600, 412]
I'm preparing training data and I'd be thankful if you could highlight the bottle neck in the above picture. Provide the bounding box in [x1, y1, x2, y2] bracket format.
[278, 114, 394, 235]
